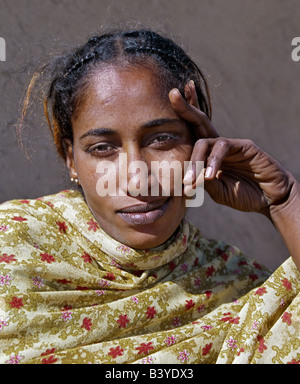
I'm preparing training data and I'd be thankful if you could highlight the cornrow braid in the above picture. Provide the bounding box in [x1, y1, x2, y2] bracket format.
[63, 51, 97, 78]
[125, 42, 211, 116]
[123, 31, 192, 81]
[20, 29, 212, 161]
[129, 46, 190, 73]
[120, 30, 211, 119]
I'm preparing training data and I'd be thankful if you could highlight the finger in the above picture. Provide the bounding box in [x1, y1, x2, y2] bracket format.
[183, 138, 232, 197]
[183, 138, 212, 185]
[184, 80, 200, 109]
[183, 138, 216, 197]
[169, 88, 219, 139]
[204, 138, 232, 179]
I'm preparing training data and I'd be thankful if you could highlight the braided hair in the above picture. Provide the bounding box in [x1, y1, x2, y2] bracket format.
[21, 29, 212, 160]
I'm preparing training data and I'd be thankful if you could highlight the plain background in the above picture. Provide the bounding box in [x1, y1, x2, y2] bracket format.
[0, 0, 300, 270]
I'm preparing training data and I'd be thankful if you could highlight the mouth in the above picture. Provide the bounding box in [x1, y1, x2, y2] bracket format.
[117, 197, 171, 225]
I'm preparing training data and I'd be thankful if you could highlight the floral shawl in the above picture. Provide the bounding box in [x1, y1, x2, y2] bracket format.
[0, 190, 299, 364]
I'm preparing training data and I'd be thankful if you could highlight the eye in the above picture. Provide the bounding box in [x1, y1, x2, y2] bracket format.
[150, 133, 178, 146]
[88, 143, 117, 157]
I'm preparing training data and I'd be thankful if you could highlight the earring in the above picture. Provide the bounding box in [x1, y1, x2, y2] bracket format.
[71, 177, 79, 185]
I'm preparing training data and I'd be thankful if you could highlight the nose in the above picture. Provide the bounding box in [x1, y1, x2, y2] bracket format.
[118, 148, 152, 197]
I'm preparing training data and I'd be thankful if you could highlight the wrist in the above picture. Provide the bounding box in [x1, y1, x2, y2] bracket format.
[269, 175, 300, 219]
[268, 176, 300, 271]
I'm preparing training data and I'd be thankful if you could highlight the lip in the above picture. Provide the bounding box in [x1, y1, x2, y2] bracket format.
[117, 198, 171, 225]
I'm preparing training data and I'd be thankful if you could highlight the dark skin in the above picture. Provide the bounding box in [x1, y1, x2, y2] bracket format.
[65, 66, 194, 249]
[65, 66, 300, 271]
[171, 81, 300, 272]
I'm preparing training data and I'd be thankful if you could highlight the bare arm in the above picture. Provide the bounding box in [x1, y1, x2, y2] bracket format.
[269, 179, 300, 271]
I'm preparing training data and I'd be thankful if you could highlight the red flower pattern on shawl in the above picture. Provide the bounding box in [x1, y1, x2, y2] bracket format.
[0, 190, 298, 364]
[185, 299, 195, 310]
[42, 355, 58, 364]
[146, 306, 157, 319]
[87, 219, 99, 232]
[282, 278, 292, 291]
[9, 297, 24, 309]
[56, 221, 67, 233]
[117, 314, 130, 328]
[206, 265, 215, 277]
[282, 312, 292, 326]
[136, 342, 154, 355]
[257, 335, 267, 353]
[108, 346, 125, 358]
[0, 254, 16, 263]
[81, 317, 92, 331]
[255, 287, 267, 296]
[12, 216, 27, 222]
[202, 343, 212, 356]
[40, 253, 55, 263]
[81, 252, 92, 263]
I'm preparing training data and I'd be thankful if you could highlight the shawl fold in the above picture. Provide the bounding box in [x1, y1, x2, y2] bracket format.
[0, 190, 299, 364]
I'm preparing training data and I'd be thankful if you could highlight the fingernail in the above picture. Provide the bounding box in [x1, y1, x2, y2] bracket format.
[205, 166, 213, 178]
[184, 184, 193, 196]
[171, 88, 180, 95]
[183, 170, 194, 183]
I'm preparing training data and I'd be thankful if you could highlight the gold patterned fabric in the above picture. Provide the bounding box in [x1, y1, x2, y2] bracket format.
[0, 190, 299, 364]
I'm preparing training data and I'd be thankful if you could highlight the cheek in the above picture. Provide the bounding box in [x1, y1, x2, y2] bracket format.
[73, 140, 193, 199]
[150, 146, 193, 196]
[74, 151, 100, 193]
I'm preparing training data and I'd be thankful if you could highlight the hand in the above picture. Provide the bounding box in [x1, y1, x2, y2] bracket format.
[169, 82, 294, 216]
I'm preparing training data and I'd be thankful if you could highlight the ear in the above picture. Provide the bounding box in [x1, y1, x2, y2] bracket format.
[64, 139, 78, 179]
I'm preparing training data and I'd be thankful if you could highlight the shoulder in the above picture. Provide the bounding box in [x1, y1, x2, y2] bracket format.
[0, 189, 84, 241]
[0, 189, 83, 214]
[187, 219, 272, 277]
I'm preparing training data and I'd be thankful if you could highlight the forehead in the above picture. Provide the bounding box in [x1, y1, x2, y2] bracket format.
[72, 65, 174, 128]
[94, 65, 159, 101]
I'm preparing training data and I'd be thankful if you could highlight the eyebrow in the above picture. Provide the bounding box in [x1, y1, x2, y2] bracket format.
[141, 118, 181, 129]
[79, 118, 182, 140]
[80, 128, 114, 140]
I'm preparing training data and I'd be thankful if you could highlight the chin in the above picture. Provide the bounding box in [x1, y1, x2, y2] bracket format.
[93, 196, 186, 249]
[116, 219, 181, 250]
[121, 233, 172, 250]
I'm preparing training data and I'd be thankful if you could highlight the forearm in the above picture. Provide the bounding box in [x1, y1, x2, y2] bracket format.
[269, 178, 300, 271]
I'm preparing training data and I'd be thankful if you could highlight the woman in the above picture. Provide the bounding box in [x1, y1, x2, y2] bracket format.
[0, 29, 299, 364]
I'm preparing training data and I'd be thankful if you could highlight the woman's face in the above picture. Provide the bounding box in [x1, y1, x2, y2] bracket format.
[66, 65, 194, 249]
